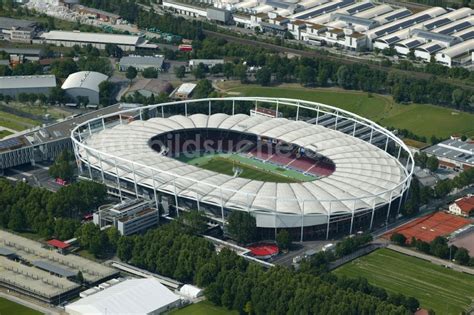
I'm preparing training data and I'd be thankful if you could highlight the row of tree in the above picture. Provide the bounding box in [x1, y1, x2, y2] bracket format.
[0, 178, 107, 239]
[391, 233, 472, 266]
[110, 215, 416, 314]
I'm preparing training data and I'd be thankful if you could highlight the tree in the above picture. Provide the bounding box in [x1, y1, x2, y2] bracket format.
[105, 43, 123, 58]
[49, 149, 75, 181]
[390, 233, 407, 246]
[99, 81, 115, 106]
[255, 67, 272, 86]
[227, 211, 257, 244]
[193, 63, 207, 79]
[193, 79, 214, 98]
[179, 211, 207, 234]
[174, 65, 186, 79]
[126, 66, 138, 83]
[142, 67, 158, 79]
[276, 230, 291, 251]
[76, 271, 84, 284]
[454, 247, 470, 265]
[426, 156, 439, 172]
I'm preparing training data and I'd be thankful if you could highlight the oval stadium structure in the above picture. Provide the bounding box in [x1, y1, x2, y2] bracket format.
[71, 97, 414, 241]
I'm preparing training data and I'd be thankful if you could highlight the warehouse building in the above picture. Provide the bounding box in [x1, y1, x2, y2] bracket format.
[0, 230, 118, 304]
[423, 138, 474, 170]
[65, 278, 181, 315]
[39, 31, 156, 52]
[119, 55, 164, 71]
[0, 17, 39, 43]
[93, 199, 159, 235]
[207, 7, 232, 24]
[0, 75, 56, 97]
[61, 71, 108, 105]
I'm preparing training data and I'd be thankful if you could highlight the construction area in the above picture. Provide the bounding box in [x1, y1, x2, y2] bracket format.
[0, 230, 118, 304]
[384, 212, 472, 243]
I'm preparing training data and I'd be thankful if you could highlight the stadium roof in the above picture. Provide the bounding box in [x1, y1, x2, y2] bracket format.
[40, 31, 142, 46]
[32, 260, 76, 278]
[65, 278, 180, 315]
[61, 71, 108, 93]
[83, 114, 405, 215]
[0, 75, 56, 90]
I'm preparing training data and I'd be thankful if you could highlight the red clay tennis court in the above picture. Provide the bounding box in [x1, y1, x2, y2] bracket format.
[247, 243, 279, 259]
[384, 212, 471, 243]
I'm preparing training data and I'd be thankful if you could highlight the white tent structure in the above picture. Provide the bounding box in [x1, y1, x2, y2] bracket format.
[61, 71, 108, 105]
[65, 278, 181, 315]
[179, 284, 203, 299]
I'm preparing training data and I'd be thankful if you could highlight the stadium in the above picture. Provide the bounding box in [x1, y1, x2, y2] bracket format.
[71, 97, 414, 241]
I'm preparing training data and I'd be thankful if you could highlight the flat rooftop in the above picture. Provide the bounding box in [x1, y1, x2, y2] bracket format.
[423, 139, 474, 166]
[0, 256, 80, 299]
[41, 31, 143, 46]
[0, 17, 37, 30]
[0, 230, 118, 283]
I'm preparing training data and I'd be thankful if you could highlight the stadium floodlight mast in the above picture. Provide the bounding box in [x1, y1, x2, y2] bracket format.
[71, 97, 414, 242]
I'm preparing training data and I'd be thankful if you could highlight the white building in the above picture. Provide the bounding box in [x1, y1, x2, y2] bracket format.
[435, 39, 474, 67]
[61, 71, 108, 105]
[448, 195, 474, 217]
[65, 278, 181, 315]
[39, 31, 154, 52]
[0, 75, 56, 97]
[93, 199, 159, 235]
[179, 284, 203, 299]
[171, 83, 197, 99]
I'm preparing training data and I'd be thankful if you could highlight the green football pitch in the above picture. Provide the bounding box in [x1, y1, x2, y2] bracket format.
[0, 297, 42, 315]
[177, 153, 316, 183]
[333, 248, 474, 315]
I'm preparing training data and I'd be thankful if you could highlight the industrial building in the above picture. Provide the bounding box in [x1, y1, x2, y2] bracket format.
[163, 0, 474, 67]
[207, 7, 233, 24]
[93, 199, 159, 235]
[0, 230, 118, 304]
[0, 17, 39, 43]
[423, 138, 474, 170]
[65, 278, 181, 315]
[38, 30, 157, 51]
[126, 79, 174, 98]
[119, 55, 164, 71]
[61, 71, 109, 105]
[0, 75, 57, 97]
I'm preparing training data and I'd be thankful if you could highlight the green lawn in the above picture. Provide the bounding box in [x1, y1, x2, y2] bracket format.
[333, 248, 474, 315]
[0, 297, 42, 315]
[225, 84, 474, 139]
[0, 130, 13, 139]
[170, 301, 237, 315]
[0, 111, 40, 131]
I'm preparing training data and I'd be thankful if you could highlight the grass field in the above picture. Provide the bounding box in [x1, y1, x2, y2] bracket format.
[333, 249, 474, 314]
[0, 297, 42, 315]
[0, 111, 40, 131]
[170, 301, 237, 315]
[179, 153, 315, 182]
[0, 130, 13, 139]
[223, 83, 474, 139]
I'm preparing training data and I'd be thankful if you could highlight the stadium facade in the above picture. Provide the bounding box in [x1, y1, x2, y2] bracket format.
[71, 97, 414, 241]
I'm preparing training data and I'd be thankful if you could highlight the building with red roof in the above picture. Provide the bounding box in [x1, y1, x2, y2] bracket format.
[449, 194, 474, 217]
[47, 239, 71, 254]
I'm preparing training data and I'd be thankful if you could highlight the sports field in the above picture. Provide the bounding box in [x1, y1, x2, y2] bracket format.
[333, 248, 474, 314]
[0, 297, 41, 315]
[178, 153, 315, 182]
[222, 83, 474, 139]
[170, 301, 237, 315]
